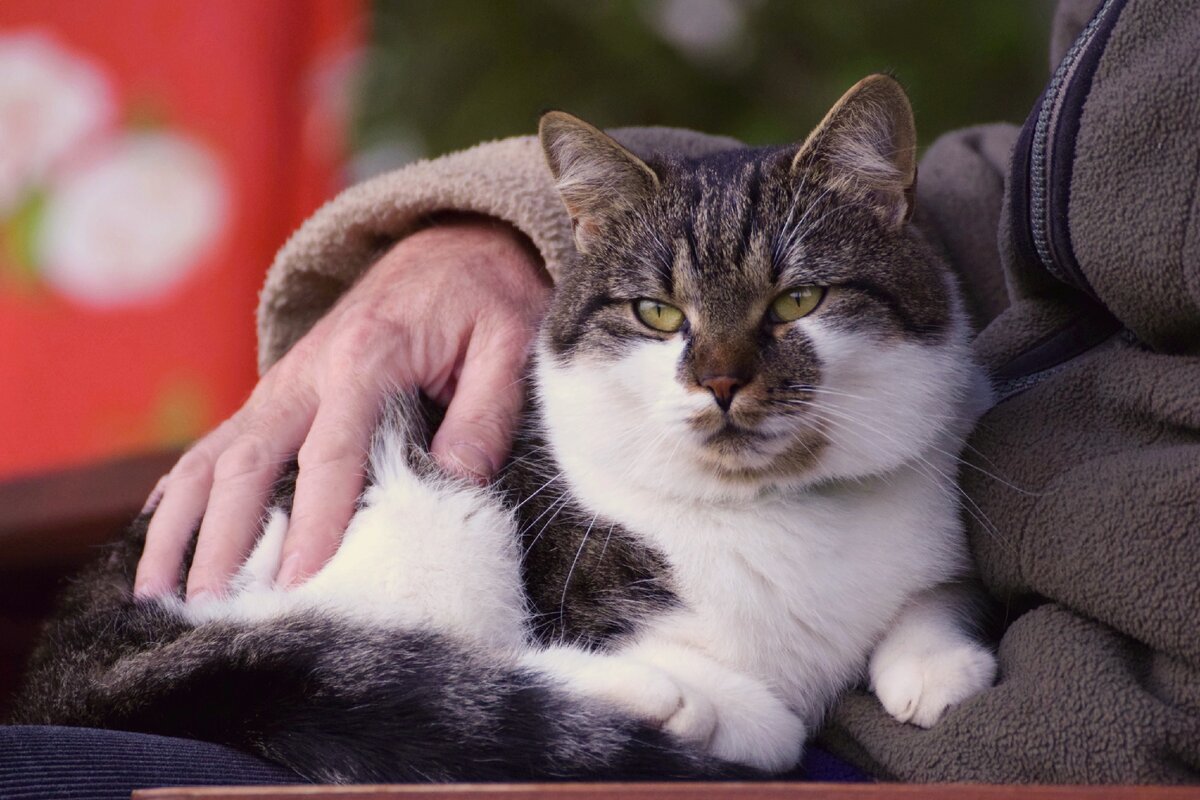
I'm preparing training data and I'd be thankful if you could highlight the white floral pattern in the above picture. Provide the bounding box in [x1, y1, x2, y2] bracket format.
[0, 30, 231, 307]
[37, 132, 229, 307]
[0, 32, 114, 215]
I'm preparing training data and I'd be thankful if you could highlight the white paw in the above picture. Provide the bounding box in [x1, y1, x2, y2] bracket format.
[528, 648, 717, 746]
[871, 640, 996, 728]
[627, 643, 806, 772]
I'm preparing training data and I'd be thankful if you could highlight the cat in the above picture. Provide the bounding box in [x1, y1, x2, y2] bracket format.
[13, 74, 997, 782]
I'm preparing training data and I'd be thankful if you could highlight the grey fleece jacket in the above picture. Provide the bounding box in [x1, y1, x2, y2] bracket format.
[254, 0, 1200, 783]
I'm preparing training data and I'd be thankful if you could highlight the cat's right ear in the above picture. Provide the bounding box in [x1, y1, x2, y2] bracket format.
[539, 111, 660, 253]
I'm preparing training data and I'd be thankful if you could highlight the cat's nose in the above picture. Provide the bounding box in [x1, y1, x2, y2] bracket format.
[700, 375, 744, 412]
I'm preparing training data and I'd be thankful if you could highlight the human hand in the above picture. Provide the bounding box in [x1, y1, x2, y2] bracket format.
[133, 217, 550, 601]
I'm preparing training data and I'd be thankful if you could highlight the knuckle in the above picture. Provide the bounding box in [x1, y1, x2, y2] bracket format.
[284, 514, 346, 557]
[296, 437, 363, 473]
[285, 329, 322, 363]
[170, 449, 216, 484]
[278, 513, 320, 545]
[187, 549, 233, 582]
[330, 316, 385, 363]
[212, 436, 274, 483]
[480, 315, 538, 356]
[207, 416, 242, 441]
[451, 407, 513, 444]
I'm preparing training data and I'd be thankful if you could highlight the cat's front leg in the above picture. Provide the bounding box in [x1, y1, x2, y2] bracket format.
[869, 583, 997, 728]
[524, 641, 804, 773]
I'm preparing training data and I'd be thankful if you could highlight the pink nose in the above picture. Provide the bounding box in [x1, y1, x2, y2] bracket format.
[700, 375, 744, 412]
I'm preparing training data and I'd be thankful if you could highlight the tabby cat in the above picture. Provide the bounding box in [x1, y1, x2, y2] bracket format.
[14, 75, 996, 781]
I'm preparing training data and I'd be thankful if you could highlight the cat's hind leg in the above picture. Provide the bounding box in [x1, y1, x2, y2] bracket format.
[869, 582, 997, 728]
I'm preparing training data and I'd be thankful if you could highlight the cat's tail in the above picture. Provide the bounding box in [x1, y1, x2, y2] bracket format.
[13, 606, 745, 782]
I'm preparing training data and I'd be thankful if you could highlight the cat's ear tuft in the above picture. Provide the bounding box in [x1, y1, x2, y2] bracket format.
[539, 111, 660, 253]
[792, 74, 917, 228]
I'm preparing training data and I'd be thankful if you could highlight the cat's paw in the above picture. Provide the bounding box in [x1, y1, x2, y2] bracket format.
[870, 640, 996, 728]
[527, 647, 717, 746]
[632, 644, 805, 772]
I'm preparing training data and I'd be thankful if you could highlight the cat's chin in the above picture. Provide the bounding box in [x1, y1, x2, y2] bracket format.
[688, 417, 828, 486]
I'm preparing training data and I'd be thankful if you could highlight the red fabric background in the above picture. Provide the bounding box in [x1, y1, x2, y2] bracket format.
[0, 0, 362, 478]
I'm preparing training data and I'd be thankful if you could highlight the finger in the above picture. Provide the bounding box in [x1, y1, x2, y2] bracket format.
[185, 404, 314, 601]
[430, 321, 531, 482]
[140, 474, 170, 516]
[275, 388, 379, 587]
[134, 420, 239, 599]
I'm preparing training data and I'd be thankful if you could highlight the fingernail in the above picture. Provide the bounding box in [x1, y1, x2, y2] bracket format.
[275, 554, 302, 588]
[187, 589, 214, 607]
[134, 581, 166, 601]
[444, 442, 496, 484]
[140, 476, 169, 515]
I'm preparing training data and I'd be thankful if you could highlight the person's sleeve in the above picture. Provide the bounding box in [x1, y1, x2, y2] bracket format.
[255, 126, 742, 374]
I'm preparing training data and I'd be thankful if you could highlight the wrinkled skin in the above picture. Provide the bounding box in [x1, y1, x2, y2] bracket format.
[134, 218, 551, 601]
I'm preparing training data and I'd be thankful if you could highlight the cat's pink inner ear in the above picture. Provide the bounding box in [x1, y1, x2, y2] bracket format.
[792, 74, 917, 228]
[539, 111, 659, 252]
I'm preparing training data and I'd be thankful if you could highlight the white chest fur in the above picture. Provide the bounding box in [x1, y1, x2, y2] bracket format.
[533, 320, 985, 725]
[556, 448, 968, 724]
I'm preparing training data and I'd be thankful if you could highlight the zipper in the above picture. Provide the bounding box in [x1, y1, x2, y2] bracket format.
[1028, 0, 1126, 297]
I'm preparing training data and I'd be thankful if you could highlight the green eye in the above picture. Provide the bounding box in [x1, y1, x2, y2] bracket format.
[769, 286, 826, 323]
[634, 299, 685, 333]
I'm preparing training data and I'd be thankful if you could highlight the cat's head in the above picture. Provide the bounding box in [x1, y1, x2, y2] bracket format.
[536, 75, 983, 502]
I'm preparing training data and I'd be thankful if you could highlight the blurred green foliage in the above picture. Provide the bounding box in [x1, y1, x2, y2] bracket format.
[358, 0, 1053, 161]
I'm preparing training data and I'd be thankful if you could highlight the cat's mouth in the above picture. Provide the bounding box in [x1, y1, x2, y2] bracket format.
[687, 410, 828, 480]
[704, 422, 771, 446]
[697, 421, 784, 469]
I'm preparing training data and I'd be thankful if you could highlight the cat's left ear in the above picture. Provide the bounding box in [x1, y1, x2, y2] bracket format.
[792, 74, 917, 228]
[539, 111, 660, 253]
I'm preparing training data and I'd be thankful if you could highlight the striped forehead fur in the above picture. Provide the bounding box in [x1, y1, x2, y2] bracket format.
[540, 140, 951, 361]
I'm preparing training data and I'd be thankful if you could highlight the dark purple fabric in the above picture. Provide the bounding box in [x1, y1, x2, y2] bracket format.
[0, 725, 301, 800]
[0, 725, 867, 797]
[796, 744, 872, 782]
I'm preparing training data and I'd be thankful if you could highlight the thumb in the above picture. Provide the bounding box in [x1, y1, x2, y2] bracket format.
[430, 326, 530, 482]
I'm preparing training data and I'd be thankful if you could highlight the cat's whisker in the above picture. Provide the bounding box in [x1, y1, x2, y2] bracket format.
[778, 186, 840, 260]
[595, 521, 618, 565]
[786, 401, 1010, 548]
[510, 470, 564, 513]
[520, 491, 574, 558]
[797, 412, 1005, 548]
[773, 395, 1039, 497]
[773, 184, 835, 265]
[559, 513, 599, 627]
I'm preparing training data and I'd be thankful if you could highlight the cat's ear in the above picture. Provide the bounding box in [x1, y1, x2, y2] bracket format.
[792, 74, 917, 228]
[539, 111, 660, 253]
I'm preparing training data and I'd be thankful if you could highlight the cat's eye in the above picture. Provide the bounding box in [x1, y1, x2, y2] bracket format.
[769, 286, 826, 323]
[633, 299, 685, 333]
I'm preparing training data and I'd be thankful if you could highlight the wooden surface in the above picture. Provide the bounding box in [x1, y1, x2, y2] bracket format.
[0, 448, 178, 568]
[135, 783, 1200, 800]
